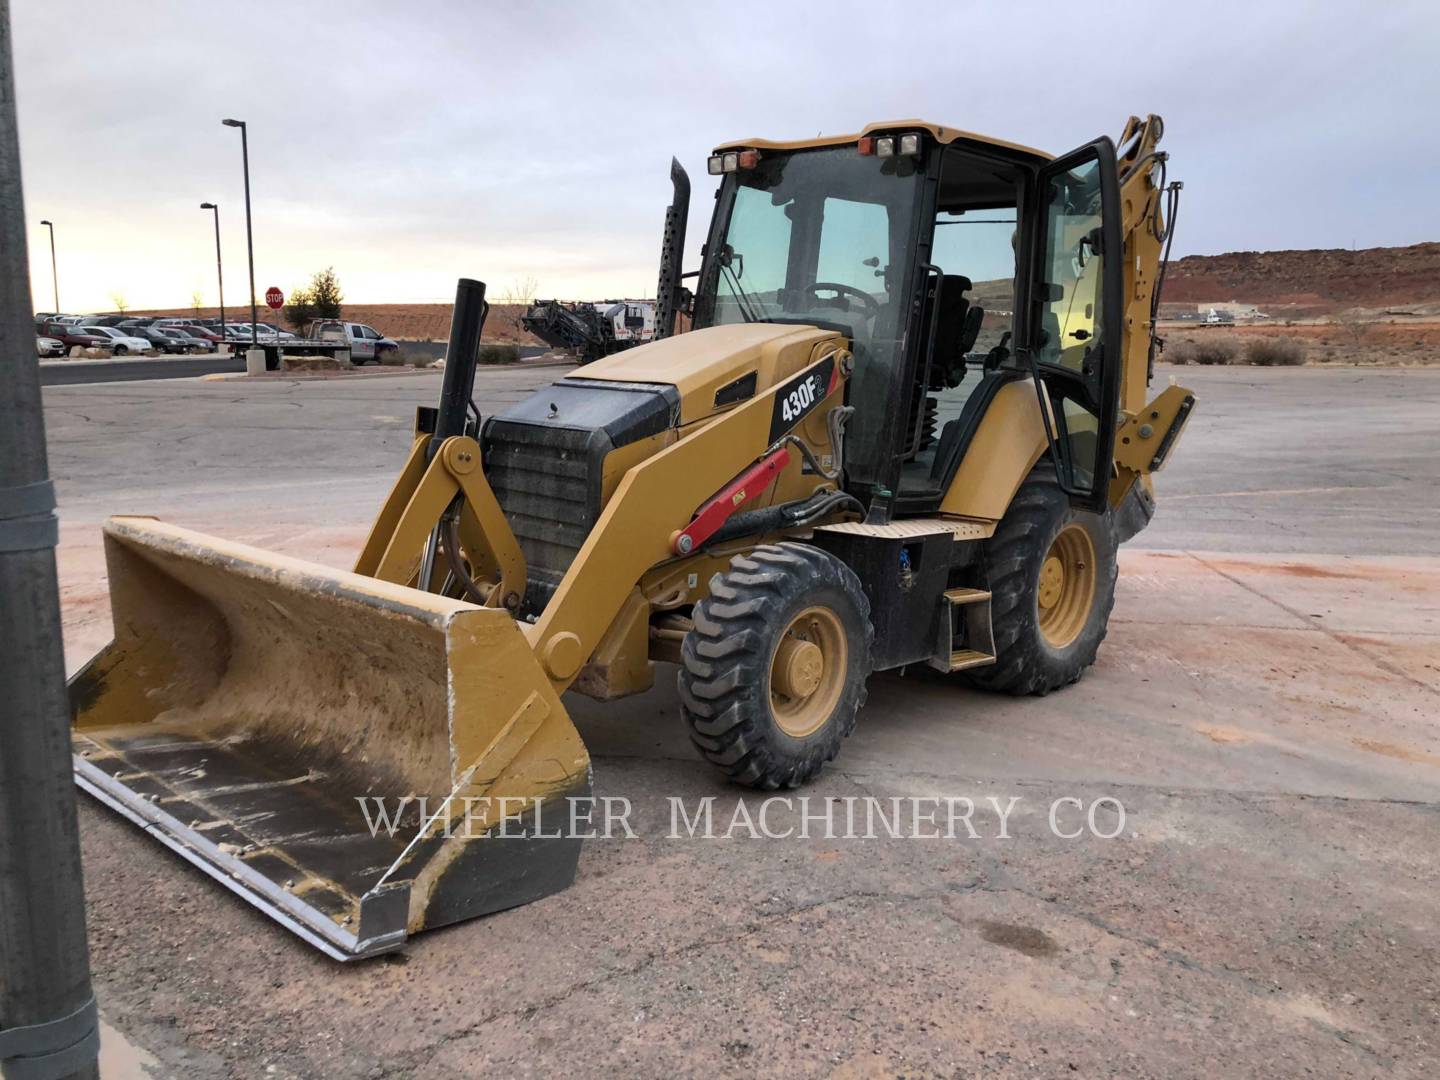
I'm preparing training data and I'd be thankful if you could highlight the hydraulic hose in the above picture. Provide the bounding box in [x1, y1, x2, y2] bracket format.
[704, 488, 864, 549]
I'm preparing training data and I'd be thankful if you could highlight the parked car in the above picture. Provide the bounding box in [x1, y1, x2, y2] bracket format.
[164, 328, 216, 353]
[151, 326, 208, 354]
[40, 322, 110, 352]
[36, 335, 66, 358]
[114, 324, 176, 352]
[172, 323, 224, 344]
[80, 325, 153, 356]
[306, 320, 397, 363]
[224, 324, 296, 345]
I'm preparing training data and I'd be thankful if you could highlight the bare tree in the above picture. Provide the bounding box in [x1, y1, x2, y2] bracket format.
[109, 290, 128, 314]
[497, 275, 539, 306]
[191, 290, 204, 319]
[1334, 308, 1373, 347]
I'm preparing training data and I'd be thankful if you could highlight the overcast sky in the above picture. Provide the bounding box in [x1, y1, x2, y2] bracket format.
[13, 0, 1440, 313]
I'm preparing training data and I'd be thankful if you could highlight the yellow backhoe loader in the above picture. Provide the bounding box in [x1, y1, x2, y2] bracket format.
[70, 115, 1192, 959]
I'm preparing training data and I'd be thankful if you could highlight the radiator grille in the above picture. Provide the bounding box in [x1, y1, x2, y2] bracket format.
[485, 432, 597, 616]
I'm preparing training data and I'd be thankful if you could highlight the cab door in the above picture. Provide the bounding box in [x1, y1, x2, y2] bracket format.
[350, 323, 374, 361]
[1024, 138, 1123, 513]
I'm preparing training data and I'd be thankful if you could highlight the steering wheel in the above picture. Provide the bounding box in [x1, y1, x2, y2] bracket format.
[805, 282, 881, 318]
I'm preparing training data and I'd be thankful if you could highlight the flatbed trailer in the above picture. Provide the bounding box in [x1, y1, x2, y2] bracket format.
[233, 340, 353, 370]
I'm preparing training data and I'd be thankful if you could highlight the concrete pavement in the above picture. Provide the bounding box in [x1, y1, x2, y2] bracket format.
[41, 364, 1440, 1077]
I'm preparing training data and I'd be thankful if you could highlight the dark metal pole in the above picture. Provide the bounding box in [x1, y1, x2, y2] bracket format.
[0, 4, 100, 1078]
[223, 118, 256, 347]
[652, 158, 690, 340]
[431, 277, 488, 459]
[39, 218, 55, 312]
[201, 202, 224, 334]
[241, 126, 255, 346]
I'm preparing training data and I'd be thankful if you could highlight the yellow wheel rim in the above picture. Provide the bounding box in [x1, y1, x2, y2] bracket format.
[770, 606, 847, 738]
[1037, 523, 1096, 649]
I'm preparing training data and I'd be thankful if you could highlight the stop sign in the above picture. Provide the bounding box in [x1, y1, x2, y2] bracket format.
[265, 286, 284, 309]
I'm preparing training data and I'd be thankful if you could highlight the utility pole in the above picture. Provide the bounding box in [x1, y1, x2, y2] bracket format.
[200, 201, 225, 332]
[38, 217, 55, 312]
[222, 118, 256, 348]
[0, 4, 101, 1079]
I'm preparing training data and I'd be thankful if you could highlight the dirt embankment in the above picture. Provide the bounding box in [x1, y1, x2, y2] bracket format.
[1162, 242, 1440, 315]
[1164, 320, 1440, 365]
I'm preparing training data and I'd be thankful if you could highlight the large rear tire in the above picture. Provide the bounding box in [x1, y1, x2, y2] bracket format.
[965, 466, 1117, 695]
[679, 543, 872, 789]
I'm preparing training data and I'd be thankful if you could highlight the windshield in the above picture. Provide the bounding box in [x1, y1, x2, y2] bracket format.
[698, 147, 920, 344]
[697, 146, 923, 488]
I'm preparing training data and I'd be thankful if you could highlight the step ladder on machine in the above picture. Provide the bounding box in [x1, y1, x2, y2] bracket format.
[929, 587, 996, 673]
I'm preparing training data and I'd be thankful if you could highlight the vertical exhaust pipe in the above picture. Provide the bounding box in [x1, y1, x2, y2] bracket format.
[432, 277, 489, 457]
[422, 278, 489, 588]
[653, 158, 690, 340]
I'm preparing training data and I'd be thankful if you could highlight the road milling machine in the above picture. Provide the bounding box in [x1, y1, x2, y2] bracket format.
[70, 115, 1192, 958]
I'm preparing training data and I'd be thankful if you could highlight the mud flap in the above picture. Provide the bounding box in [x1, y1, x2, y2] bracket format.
[69, 518, 591, 960]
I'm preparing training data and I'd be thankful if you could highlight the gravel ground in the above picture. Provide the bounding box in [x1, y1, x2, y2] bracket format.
[41, 364, 1440, 1078]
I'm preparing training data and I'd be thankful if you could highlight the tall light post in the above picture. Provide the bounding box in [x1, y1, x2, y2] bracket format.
[221, 119, 256, 348]
[2, 6, 101, 1078]
[199, 202, 225, 335]
[38, 218, 56, 312]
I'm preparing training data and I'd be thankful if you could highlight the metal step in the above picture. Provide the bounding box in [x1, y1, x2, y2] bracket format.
[943, 587, 991, 605]
[928, 586, 997, 673]
[947, 649, 996, 671]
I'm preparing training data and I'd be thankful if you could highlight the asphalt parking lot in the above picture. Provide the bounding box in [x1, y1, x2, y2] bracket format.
[43, 364, 1440, 1077]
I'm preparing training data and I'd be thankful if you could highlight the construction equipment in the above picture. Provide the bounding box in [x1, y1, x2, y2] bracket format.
[520, 298, 656, 361]
[70, 115, 1192, 959]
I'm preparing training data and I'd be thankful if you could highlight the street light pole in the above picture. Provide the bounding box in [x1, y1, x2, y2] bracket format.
[39, 217, 55, 312]
[0, 5, 100, 1078]
[222, 118, 256, 348]
[200, 202, 225, 335]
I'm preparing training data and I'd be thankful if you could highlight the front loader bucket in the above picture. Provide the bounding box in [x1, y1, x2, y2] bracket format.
[69, 517, 591, 960]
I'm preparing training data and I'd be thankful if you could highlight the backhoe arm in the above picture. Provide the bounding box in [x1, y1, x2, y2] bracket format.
[1109, 115, 1193, 520]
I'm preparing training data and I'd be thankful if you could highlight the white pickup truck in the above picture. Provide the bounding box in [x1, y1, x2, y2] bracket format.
[306, 320, 398, 364]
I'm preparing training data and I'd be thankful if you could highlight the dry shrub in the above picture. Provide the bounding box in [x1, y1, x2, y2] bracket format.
[1165, 337, 1239, 366]
[478, 343, 520, 365]
[1244, 337, 1306, 366]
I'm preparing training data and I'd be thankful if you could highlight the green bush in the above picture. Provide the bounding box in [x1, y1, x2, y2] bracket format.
[1244, 337, 1306, 366]
[1165, 337, 1239, 366]
[477, 343, 520, 365]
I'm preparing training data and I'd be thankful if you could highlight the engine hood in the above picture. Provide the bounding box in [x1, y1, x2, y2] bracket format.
[569, 322, 845, 424]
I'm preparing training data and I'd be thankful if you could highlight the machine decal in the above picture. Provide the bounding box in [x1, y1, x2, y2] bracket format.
[768, 354, 836, 443]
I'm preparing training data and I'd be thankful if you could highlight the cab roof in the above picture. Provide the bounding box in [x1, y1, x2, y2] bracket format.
[713, 119, 1050, 163]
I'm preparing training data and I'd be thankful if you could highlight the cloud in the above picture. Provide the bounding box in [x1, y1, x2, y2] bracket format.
[14, 0, 1440, 311]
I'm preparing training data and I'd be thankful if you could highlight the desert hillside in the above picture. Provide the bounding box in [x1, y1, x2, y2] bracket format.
[129, 242, 1440, 338]
[1162, 242, 1440, 315]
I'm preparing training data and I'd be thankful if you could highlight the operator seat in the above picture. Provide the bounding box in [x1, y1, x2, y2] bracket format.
[927, 275, 985, 388]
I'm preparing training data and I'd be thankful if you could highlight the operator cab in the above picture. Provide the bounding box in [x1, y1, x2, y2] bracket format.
[691, 122, 1123, 520]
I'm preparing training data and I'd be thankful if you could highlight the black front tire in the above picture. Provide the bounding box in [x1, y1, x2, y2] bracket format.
[114, 345, 127, 356]
[965, 466, 1118, 695]
[679, 543, 872, 789]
